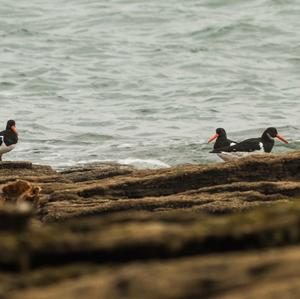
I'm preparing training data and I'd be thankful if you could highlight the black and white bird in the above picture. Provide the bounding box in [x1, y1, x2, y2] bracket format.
[208, 128, 237, 149]
[0, 120, 18, 161]
[210, 127, 288, 161]
[208, 128, 237, 161]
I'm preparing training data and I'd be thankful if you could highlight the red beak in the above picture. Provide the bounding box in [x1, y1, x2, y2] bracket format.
[11, 126, 17, 134]
[208, 133, 219, 143]
[276, 134, 288, 144]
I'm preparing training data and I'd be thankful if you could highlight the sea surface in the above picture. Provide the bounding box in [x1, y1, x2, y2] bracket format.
[0, 0, 299, 169]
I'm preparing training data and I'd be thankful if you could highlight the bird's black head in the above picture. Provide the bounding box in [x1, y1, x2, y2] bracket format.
[6, 120, 17, 134]
[264, 127, 278, 138]
[208, 128, 227, 144]
[262, 127, 289, 144]
[216, 128, 226, 137]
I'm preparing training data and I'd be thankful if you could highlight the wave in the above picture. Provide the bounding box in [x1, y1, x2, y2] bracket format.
[52, 157, 170, 171]
[116, 158, 170, 169]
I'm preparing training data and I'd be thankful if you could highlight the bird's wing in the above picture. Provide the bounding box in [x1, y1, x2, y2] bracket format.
[210, 138, 262, 153]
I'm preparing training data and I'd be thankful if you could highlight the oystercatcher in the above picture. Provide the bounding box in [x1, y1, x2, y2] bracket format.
[208, 128, 237, 162]
[210, 127, 288, 161]
[0, 120, 18, 161]
[208, 128, 237, 149]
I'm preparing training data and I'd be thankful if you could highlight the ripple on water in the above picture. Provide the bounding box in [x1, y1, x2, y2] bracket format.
[1, 0, 300, 168]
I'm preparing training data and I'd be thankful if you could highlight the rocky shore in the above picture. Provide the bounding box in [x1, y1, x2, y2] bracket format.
[1, 151, 300, 298]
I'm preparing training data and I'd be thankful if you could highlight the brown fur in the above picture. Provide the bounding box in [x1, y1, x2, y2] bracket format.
[1, 180, 41, 206]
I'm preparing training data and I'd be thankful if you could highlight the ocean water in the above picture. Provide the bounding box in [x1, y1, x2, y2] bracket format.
[0, 0, 299, 169]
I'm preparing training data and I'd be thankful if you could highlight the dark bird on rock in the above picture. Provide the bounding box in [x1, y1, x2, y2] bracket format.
[208, 128, 237, 149]
[208, 128, 237, 161]
[210, 127, 288, 161]
[0, 120, 18, 161]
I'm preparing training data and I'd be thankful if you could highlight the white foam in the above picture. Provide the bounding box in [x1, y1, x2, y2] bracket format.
[53, 158, 170, 170]
[117, 158, 170, 169]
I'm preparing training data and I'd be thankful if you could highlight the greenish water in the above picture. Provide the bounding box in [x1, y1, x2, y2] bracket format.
[0, 0, 299, 168]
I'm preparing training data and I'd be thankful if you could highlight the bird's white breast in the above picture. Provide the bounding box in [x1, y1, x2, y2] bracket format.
[217, 151, 264, 162]
[0, 143, 16, 155]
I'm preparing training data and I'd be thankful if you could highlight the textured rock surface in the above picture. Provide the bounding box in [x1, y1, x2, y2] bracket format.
[8, 246, 300, 299]
[0, 152, 300, 299]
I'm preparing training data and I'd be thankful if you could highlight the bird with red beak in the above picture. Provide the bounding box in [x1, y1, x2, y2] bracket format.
[0, 120, 18, 161]
[208, 128, 237, 150]
[210, 127, 289, 161]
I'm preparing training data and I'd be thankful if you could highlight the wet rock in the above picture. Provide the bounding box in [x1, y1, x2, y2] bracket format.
[0, 151, 300, 298]
[0, 161, 32, 169]
[36, 151, 300, 222]
[0, 203, 32, 272]
[0, 202, 32, 231]
[60, 163, 135, 183]
[8, 245, 300, 299]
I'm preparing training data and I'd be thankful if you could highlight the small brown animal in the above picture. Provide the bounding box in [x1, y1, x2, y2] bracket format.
[1, 180, 41, 206]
